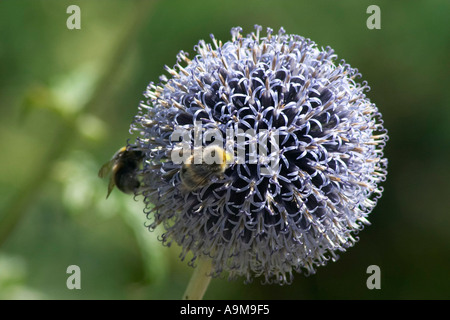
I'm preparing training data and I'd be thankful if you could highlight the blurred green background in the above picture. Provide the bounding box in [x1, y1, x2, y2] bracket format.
[1, 0, 449, 300]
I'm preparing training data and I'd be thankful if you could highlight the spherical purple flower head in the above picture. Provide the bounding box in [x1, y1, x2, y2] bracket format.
[131, 26, 388, 284]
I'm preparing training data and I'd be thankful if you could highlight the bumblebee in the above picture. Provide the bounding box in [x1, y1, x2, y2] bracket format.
[98, 146, 144, 198]
[180, 145, 233, 191]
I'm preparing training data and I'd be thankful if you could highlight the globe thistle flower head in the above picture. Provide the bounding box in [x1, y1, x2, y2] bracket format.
[131, 26, 388, 284]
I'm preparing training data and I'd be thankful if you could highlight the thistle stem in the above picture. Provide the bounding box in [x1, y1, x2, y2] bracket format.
[182, 258, 212, 300]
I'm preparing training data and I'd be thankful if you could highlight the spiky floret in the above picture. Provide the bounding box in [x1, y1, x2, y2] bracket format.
[131, 26, 388, 284]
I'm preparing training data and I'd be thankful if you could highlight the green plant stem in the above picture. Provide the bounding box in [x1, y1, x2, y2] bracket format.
[182, 258, 213, 300]
[0, 0, 157, 248]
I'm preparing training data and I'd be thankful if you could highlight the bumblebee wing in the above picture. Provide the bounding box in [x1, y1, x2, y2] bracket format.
[106, 176, 116, 198]
[99, 146, 127, 178]
[98, 160, 116, 198]
[98, 161, 113, 178]
[190, 171, 220, 191]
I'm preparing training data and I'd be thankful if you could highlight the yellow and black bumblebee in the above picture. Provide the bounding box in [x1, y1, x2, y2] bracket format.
[98, 146, 144, 198]
[180, 145, 233, 191]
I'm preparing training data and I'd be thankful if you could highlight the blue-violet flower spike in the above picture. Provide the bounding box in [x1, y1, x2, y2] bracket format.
[130, 26, 388, 284]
